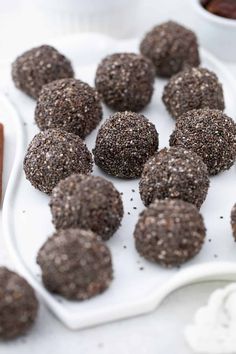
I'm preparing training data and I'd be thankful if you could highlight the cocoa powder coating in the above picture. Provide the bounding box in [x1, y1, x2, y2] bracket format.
[139, 147, 210, 208]
[134, 199, 206, 267]
[95, 53, 155, 112]
[0, 267, 38, 339]
[93, 111, 159, 178]
[169, 109, 236, 175]
[37, 229, 113, 300]
[24, 129, 93, 194]
[12, 45, 74, 99]
[140, 21, 200, 77]
[35, 78, 102, 138]
[162, 67, 225, 119]
[50, 174, 123, 241]
[231, 204, 236, 241]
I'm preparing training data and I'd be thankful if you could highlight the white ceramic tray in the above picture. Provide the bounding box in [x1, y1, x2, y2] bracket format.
[2, 33, 236, 330]
[0, 93, 20, 267]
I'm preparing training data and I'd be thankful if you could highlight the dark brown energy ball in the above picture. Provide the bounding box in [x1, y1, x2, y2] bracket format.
[0, 267, 38, 340]
[95, 53, 155, 112]
[169, 109, 236, 175]
[162, 67, 225, 119]
[24, 129, 93, 194]
[140, 21, 200, 78]
[139, 147, 209, 208]
[12, 45, 74, 99]
[93, 111, 159, 178]
[231, 204, 236, 241]
[35, 79, 102, 138]
[37, 228, 113, 300]
[134, 199, 206, 267]
[50, 174, 123, 241]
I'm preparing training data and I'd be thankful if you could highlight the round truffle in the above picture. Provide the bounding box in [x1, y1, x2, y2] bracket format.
[95, 53, 155, 112]
[140, 21, 200, 78]
[37, 228, 113, 300]
[134, 199, 206, 267]
[12, 45, 74, 99]
[169, 109, 236, 175]
[231, 204, 236, 241]
[139, 147, 210, 208]
[50, 174, 123, 241]
[35, 79, 102, 138]
[93, 111, 159, 178]
[162, 67, 225, 119]
[24, 129, 93, 194]
[0, 267, 38, 339]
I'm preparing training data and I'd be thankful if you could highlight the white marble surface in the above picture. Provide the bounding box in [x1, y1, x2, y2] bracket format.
[0, 280, 229, 354]
[0, 0, 236, 353]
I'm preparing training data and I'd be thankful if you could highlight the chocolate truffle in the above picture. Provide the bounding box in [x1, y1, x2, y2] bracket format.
[162, 67, 225, 119]
[139, 147, 209, 208]
[169, 109, 236, 175]
[24, 129, 92, 194]
[35, 79, 102, 138]
[37, 228, 113, 300]
[50, 174, 123, 241]
[134, 199, 206, 267]
[140, 21, 200, 78]
[12, 45, 74, 99]
[93, 111, 159, 178]
[231, 204, 236, 240]
[95, 53, 155, 112]
[0, 267, 38, 339]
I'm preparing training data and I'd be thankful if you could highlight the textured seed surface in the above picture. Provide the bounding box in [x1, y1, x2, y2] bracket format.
[0, 267, 38, 340]
[35, 78, 102, 138]
[139, 147, 210, 208]
[169, 108, 236, 175]
[37, 229, 113, 300]
[95, 53, 155, 112]
[12, 45, 74, 99]
[23, 129, 93, 194]
[50, 174, 124, 241]
[162, 67, 225, 119]
[93, 111, 159, 178]
[134, 199, 206, 268]
[140, 21, 200, 77]
[231, 204, 236, 241]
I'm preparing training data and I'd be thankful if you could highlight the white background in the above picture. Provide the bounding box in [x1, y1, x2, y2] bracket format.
[0, 0, 235, 353]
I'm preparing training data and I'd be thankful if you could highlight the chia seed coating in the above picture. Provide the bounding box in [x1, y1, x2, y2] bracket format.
[169, 109, 236, 175]
[93, 111, 159, 178]
[23, 129, 93, 194]
[37, 228, 113, 300]
[139, 147, 210, 208]
[134, 199, 206, 267]
[162, 67, 225, 119]
[50, 174, 124, 241]
[231, 204, 236, 241]
[35, 78, 102, 138]
[95, 53, 155, 112]
[140, 21, 200, 78]
[0, 267, 38, 339]
[12, 45, 74, 99]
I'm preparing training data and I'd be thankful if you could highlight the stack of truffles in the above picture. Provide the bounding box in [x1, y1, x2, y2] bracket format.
[1, 20, 236, 339]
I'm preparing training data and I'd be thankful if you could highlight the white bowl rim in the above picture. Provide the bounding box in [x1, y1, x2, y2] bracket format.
[192, 0, 236, 27]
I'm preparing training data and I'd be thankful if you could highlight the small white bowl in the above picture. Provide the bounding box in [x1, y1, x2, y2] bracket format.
[191, 0, 236, 61]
